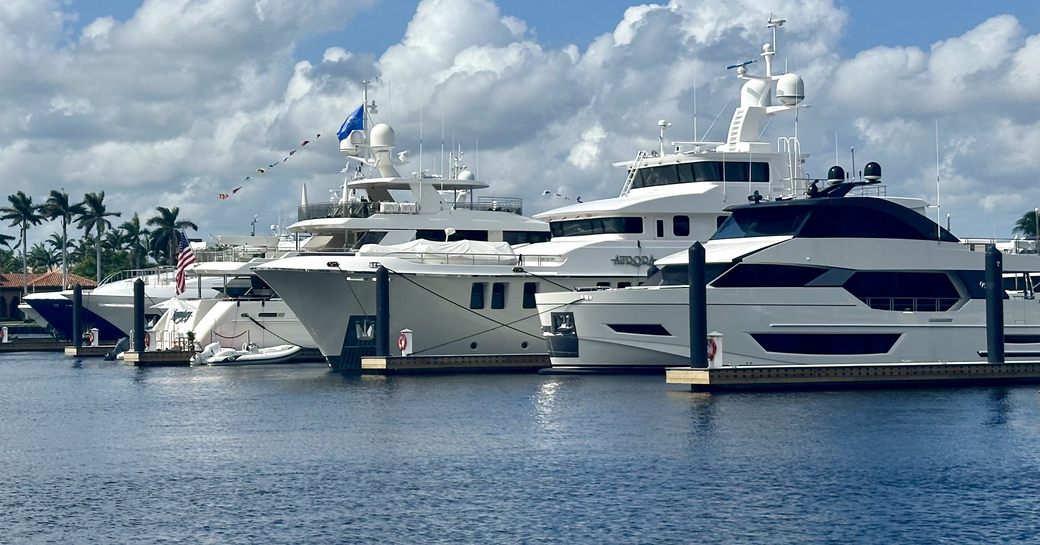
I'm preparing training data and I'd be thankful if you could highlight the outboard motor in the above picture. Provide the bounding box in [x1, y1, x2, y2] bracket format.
[104, 337, 130, 361]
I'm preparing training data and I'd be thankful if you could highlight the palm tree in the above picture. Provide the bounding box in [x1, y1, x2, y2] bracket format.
[1012, 209, 1040, 254]
[75, 191, 121, 282]
[28, 242, 59, 273]
[146, 206, 198, 265]
[119, 213, 150, 270]
[0, 191, 44, 294]
[40, 189, 85, 289]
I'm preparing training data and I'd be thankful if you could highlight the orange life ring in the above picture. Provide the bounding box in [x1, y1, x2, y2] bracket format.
[144, 332, 151, 349]
[0, 328, 5, 342]
[85, 330, 94, 345]
[707, 337, 718, 362]
[397, 333, 408, 351]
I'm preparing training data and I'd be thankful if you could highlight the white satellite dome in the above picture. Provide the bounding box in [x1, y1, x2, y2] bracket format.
[369, 123, 395, 149]
[776, 73, 805, 106]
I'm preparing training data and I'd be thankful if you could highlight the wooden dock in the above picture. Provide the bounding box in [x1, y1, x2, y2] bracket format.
[666, 361, 1040, 391]
[63, 345, 116, 358]
[0, 340, 69, 352]
[361, 354, 549, 374]
[122, 350, 195, 367]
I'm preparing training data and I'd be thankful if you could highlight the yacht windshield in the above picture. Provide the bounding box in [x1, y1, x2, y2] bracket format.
[550, 217, 643, 238]
[631, 161, 769, 189]
[711, 207, 810, 240]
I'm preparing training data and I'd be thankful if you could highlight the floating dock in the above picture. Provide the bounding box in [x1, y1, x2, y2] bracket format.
[63, 345, 116, 358]
[122, 350, 195, 367]
[666, 361, 1040, 391]
[0, 340, 69, 352]
[361, 354, 549, 374]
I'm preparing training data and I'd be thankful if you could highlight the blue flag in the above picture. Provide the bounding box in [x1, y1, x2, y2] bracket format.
[337, 104, 364, 141]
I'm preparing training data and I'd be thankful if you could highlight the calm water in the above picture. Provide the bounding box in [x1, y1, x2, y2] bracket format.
[2, 353, 1040, 544]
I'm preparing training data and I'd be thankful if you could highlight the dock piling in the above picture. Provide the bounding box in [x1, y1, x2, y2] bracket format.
[375, 266, 389, 358]
[688, 242, 707, 369]
[133, 278, 145, 352]
[985, 246, 1004, 363]
[72, 285, 83, 349]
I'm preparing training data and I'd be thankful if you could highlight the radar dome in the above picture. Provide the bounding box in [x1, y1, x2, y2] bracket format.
[863, 162, 882, 183]
[827, 165, 845, 185]
[776, 73, 805, 106]
[457, 170, 475, 180]
[369, 123, 395, 149]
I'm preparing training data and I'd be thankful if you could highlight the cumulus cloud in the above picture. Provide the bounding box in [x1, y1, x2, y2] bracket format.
[0, 0, 1036, 250]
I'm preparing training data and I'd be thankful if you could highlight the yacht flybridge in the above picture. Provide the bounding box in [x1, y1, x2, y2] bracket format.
[537, 174, 1040, 369]
[253, 87, 550, 367]
[256, 16, 826, 370]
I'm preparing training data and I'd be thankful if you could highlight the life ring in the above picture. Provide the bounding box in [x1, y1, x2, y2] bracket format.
[144, 332, 151, 349]
[707, 337, 718, 362]
[85, 330, 94, 345]
[397, 333, 408, 352]
[0, 328, 5, 342]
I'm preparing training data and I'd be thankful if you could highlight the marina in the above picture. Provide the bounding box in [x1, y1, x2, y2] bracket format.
[1, 2, 1038, 543]
[3, 351, 1040, 543]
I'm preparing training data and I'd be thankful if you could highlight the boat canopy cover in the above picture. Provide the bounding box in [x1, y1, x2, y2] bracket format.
[358, 238, 514, 256]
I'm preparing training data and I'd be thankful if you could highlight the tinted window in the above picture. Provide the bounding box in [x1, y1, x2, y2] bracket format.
[503, 231, 551, 245]
[843, 271, 960, 312]
[656, 220, 664, 238]
[712, 207, 810, 240]
[673, 215, 690, 237]
[417, 229, 489, 242]
[522, 282, 538, 309]
[752, 333, 901, 354]
[800, 207, 922, 239]
[550, 217, 643, 237]
[608, 323, 671, 336]
[470, 283, 486, 309]
[631, 161, 770, 189]
[491, 283, 506, 309]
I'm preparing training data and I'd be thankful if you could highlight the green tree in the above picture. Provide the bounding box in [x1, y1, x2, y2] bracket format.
[28, 242, 58, 273]
[75, 191, 121, 282]
[119, 212, 150, 270]
[40, 189, 85, 289]
[0, 191, 44, 294]
[146, 206, 198, 265]
[1013, 209, 1040, 238]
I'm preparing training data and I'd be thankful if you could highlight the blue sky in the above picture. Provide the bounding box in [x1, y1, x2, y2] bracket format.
[3, 0, 1039, 243]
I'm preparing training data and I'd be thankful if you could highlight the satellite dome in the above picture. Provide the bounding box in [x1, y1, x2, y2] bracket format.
[863, 162, 882, 183]
[369, 123, 395, 149]
[457, 169, 475, 180]
[776, 73, 804, 106]
[827, 165, 846, 185]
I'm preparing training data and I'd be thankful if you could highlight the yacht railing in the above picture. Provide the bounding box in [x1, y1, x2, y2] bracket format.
[375, 252, 564, 267]
[98, 266, 174, 286]
[194, 247, 281, 263]
[298, 196, 524, 221]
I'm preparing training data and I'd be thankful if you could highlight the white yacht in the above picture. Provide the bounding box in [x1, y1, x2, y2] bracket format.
[253, 89, 551, 368]
[146, 236, 315, 352]
[537, 175, 1040, 369]
[255, 16, 815, 370]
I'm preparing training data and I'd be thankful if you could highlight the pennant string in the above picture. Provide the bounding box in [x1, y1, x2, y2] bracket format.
[217, 132, 322, 200]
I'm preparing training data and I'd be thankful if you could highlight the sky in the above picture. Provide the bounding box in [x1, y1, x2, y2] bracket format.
[1, 0, 1038, 246]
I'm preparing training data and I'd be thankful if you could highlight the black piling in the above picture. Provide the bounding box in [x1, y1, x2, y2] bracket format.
[375, 266, 389, 358]
[133, 278, 145, 352]
[72, 285, 83, 349]
[688, 242, 708, 368]
[985, 246, 1004, 363]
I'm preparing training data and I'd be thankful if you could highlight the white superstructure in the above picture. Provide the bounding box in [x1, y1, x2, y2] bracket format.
[256, 16, 820, 370]
[537, 178, 1040, 369]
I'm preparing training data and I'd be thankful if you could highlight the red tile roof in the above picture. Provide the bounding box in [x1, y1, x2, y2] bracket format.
[0, 270, 96, 289]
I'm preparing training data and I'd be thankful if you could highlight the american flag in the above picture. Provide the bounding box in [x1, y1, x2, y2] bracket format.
[175, 231, 197, 295]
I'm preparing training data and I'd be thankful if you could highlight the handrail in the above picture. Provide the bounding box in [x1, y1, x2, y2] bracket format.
[99, 266, 174, 286]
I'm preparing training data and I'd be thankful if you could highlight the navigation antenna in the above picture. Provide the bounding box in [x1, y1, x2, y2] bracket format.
[767, 14, 786, 57]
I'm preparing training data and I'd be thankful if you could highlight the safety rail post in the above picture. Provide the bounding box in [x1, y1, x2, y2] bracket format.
[72, 285, 83, 349]
[689, 242, 708, 368]
[985, 246, 1004, 363]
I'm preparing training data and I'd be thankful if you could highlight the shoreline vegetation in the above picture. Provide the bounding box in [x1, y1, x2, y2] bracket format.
[1, 190, 197, 293]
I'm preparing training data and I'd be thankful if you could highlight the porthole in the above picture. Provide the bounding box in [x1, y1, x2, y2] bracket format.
[470, 342, 478, 350]
[521, 341, 529, 349]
